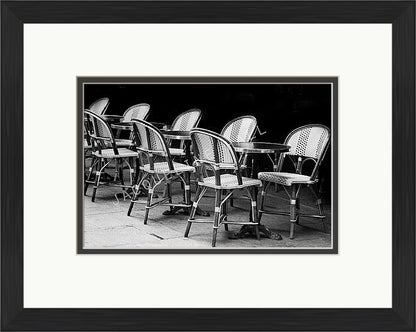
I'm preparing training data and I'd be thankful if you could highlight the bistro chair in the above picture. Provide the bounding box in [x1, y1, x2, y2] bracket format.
[220, 115, 257, 204]
[168, 108, 202, 160]
[257, 124, 330, 239]
[83, 116, 94, 179]
[84, 110, 138, 202]
[122, 103, 151, 122]
[115, 103, 151, 147]
[185, 128, 262, 247]
[221, 115, 257, 143]
[127, 119, 195, 224]
[87, 97, 109, 115]
[221, 114, 258, 169]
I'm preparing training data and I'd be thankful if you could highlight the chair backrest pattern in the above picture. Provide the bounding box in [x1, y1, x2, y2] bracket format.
[88, 97, 109, 115]
[84, 110, 117, 153]
[132, 119, 173, 171]
[191, 128, 241, 186]
[278, 124, 330, 180]
[221, 115, 257, 143]
[123, 103, 150, 122]
[171, 108, 202, 131]
[285, 125, 330, 160]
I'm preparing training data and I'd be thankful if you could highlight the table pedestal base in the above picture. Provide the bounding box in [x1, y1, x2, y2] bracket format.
[162, 203, 210, 217]
[229, 224, 282, 240]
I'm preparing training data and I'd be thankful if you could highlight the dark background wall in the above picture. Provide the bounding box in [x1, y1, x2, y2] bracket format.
[84, 83, 332, 198]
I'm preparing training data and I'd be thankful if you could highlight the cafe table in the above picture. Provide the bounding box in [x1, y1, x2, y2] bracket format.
[230, 141, 290, 240]
[111, 121, 169, 145]
[107, 122, 169, 196]
[232, 142, 290, 177]
[160, 130, 192, 163]
[101, 114, 124, 124]
[158, 130, 211, 217]
[111, 121, 168, 132]
[111, 122, 132, 131]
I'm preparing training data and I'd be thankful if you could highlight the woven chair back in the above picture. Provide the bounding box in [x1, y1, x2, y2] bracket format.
[123, 103, 150, 122]
[221, 115, 257, 143]
[88, 97, 109, 115]
[171, 108, 202, 131]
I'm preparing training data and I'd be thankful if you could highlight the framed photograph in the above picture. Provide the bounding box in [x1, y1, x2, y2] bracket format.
[2, 0, 414, 331]
[78, 76, 337, 253]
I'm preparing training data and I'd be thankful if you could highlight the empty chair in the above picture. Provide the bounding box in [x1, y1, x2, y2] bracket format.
[83, 117, 93, 179]
[87, 97, 109, 115]
[127, 119, 195, 224]
[257, 124, 330, 239]
[221, 115, 257, 143]
[115, 103, 151, 147]
[168, 108, 202, 158]
[84, 110, 138, 202]
[221, 115, 257, 173]
[220, 115, 258, 205]
[122, 103, 151, 122]
[185, 128, 262, 247]
[171, 108, 202, 131]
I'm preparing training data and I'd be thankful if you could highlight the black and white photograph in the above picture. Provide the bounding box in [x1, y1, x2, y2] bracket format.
[3, 0, 414, 330]
[79, 77, 337, 252]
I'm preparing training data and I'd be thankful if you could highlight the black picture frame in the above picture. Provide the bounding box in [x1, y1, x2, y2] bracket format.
[77, 76, 338, 254]
[1, 1, 414, 330]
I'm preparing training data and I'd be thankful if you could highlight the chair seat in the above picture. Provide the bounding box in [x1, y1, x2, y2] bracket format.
[93, 148, 138, 158]
[169, 147, 185, 156]
[141, 161, 195, 174]
[258, 172, 314, 186]
[115, 138, 133, 147]
[199, 174, 261, 189]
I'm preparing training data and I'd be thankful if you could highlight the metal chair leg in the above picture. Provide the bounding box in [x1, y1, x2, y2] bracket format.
[143, 176, 154, 225]
[118, 159, 125, 190]
[212, 189, 221, 247]
[84, 156, 95, 195]
[222, 190, 228, 231]
[131, 158, 140, 188]
[318, 198, 327, 233]
[258, 182, 269, 223]
[184, 186, 202, 237]
[127, 197, 135, 217]
[184, 172, 191, 206]
[251, 187, 260, 240]
[310, 185, 326, 233]
[250, 156, 255, 178]
[289, 185, 298, 239]
[289, 213, 296, 240]
[127, 172, 146, 216]
[91, 158, 102, 202]
[166, 181, 173, 211]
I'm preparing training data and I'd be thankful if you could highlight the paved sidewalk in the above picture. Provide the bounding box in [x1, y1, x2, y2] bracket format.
[83, 180, 332, 249]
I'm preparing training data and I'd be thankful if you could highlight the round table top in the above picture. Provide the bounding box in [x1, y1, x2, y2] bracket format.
[161, 130, 191, 140]
[111, 122, 133, 131]
[101, 114, 123, 121]
[232, 141, 290, 154]
[150, 122, 168, 129]
[110, 121, 169, 131]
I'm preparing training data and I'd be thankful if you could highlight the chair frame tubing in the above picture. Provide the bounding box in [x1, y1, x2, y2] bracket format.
[127, 119, 194, 224]
[84, 110, 137, 201]
[258, 125, 331, 239]
[185, 128, 260, 247]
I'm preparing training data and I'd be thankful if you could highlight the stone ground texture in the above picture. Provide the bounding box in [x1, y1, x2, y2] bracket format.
[83, 174, 332, 249]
